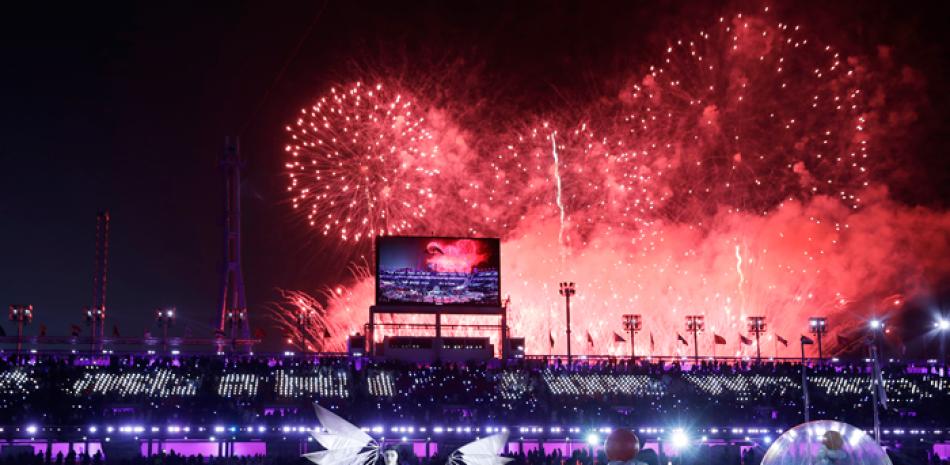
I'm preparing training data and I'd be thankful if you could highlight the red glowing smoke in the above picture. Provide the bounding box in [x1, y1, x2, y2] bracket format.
[275, 9, 949, 356]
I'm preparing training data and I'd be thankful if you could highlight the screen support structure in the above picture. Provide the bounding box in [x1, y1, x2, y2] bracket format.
[367, 305, 508, 358]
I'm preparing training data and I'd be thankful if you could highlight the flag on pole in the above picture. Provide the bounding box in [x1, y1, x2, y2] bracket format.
[677, 333, 688, 346]
[39, 324, 47, 337]
[650, 332, 655, 353]
[740, 335, 753, 346]
[549, 332, 555, 348]
[323, 327, 332, 339]
[776, 334, 788, 347]
[613, 332, 626, 343]
[801, 335, 815, 345]
[70, 324, 82, 337]
[713, 334, 727, 345]
[586, 331, 594, 347]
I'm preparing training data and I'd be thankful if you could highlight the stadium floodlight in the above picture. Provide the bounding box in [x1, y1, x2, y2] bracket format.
[747, 316, 766, 361]
[685, 315, 704, 363]
[586, 433, 599, 446]
[937, 318, 950, 364]
[869, 319, 883, 330]
[8, 304, 34, 354]
[155, 307, 176, 352]
[622, 314, 642, 360]
[671, 429, 689, 449]
[559, 282, 576, 363]
[809, 317, 828, 363]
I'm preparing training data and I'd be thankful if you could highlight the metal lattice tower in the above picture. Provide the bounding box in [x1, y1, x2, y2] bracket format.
[92, 210, 110, 341]
[218, 137, 249, 339]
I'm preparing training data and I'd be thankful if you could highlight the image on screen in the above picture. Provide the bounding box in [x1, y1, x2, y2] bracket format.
[376, 236, 501, 306]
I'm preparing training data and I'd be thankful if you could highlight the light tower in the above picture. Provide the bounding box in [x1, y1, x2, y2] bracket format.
[559, 282, 576, 363]
[84, 306, 105, 352]
[685, 315, 704, 363]
[8, 304, 33, 354]
[809, 317, 828, 362]
[936, 317, 949, 365]
[155, 307, 175, 352]
[622, 314, 642, 360]
[91, 211, 109, 346]
[296, 307, 314, 353]
[218, 137, 249, 342]
[747, 316, 766, 361]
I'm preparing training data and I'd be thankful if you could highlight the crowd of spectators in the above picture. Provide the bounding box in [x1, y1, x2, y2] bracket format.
[0, 353, 946, 428]
[1, 444, 949, 465]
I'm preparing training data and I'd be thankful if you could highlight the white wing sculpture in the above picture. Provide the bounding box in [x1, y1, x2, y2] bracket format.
[303, 403, 379, 465]
[447, 432, 512, 465]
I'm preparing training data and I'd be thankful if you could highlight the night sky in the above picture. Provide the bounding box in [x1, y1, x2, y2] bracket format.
[1, 1, 947, 349]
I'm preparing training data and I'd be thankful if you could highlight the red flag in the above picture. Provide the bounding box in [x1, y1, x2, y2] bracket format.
[776, 334, 788, 347]
[713, 334, 727, 345]
[586, 331, 594, 347]
[740, 335, 753, 345]
[614, 332, 626, 343]
[801, 335, 815, 345]
[650, 332, 655, 352]
[677, 333, 688, 345]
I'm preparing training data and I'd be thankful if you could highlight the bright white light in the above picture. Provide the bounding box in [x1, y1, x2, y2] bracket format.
[869, 319, 882, 329]
[26, 425, 37, 434]
[671, 430, 689, 449]
[89, 426, 97, 433]
[586, 433, 600, 446]
[936, 319, 950, 331]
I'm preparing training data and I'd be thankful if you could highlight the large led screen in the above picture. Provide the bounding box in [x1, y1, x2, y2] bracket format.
[376, 236, 501, 306]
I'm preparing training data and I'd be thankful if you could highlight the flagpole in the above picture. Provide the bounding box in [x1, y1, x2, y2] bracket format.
[801, 337, 810, 423]
[631, 330, 636, 361]
[870, 344, 882, 443]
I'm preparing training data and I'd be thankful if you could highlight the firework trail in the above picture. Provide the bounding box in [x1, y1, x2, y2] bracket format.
[277, 9, 950, 356]
[551, 131, 566, 249]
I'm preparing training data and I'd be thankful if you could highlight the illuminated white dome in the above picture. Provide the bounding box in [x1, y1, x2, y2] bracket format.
[762, 420, 892, 465]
